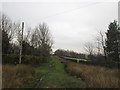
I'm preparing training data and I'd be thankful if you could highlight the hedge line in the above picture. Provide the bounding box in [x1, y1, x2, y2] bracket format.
[59, 56, 120, 69]
[2, 54, 48, 65]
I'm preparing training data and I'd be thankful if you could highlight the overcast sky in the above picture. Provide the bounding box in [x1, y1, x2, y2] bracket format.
[1, 0, 118, 53]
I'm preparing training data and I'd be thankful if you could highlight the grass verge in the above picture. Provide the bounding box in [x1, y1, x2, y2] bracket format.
[57, 56, 119, 88]
[2, 64, 35, 88]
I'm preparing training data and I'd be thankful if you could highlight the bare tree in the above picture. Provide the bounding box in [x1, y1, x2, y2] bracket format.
[1, 14, 22, 44]
[84, 42, 94, 57]
[97, 31, 107, 60]
[15, 22, 22, 45]
[37, 23, 53, 57]
[24, 27, 32, 44]
[95, 33, 104, 56]
[36, 23, 53, 48]
[96, 36, 101, 55]
[31, 22, 53, 61]
[1, 14, 17, 54]
[1, 14, 15, 41]
[31, 29, 40, 48]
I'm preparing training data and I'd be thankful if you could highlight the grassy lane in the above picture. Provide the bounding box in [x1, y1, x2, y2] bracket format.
[34, 56, 86, 88]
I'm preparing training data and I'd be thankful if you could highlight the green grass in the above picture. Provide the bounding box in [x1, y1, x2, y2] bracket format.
[63, 56, 90, 61]
[33, 56, 86, 88]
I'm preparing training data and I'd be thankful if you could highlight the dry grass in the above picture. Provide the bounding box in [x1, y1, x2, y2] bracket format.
[2, 64, 35, 88]
[57, 56, 119, 88]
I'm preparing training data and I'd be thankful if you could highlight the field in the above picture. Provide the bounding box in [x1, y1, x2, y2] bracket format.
[2, 56, 85, 88]
[2, 56, 119, 88]
[57, 56, 119, 88]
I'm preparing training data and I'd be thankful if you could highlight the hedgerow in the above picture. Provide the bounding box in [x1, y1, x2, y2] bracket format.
[2, 54, 44, 65]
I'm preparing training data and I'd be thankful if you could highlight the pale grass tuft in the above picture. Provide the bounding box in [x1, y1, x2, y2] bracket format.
[65, 61, 119, 88]
[2, 64, 35, 88]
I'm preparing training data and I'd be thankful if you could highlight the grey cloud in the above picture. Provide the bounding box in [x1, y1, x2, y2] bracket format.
[1, 2, 117, 53]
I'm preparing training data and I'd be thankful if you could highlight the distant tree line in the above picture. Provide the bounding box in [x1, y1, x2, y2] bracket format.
[55, 49, 85, 59]
[1, 14, 53, 63]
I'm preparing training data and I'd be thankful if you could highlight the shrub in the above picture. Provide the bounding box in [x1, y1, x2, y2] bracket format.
[60, 55, 120, 69]
[2, 64, 35, 88]
[83, 60, 120, 69]
[2, 54, 18, 64]
[2, 54, 44, 65]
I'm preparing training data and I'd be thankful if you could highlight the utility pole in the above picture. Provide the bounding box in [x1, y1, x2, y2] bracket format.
[19, 22, 24, 64]
[118, 1, 120, 61]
